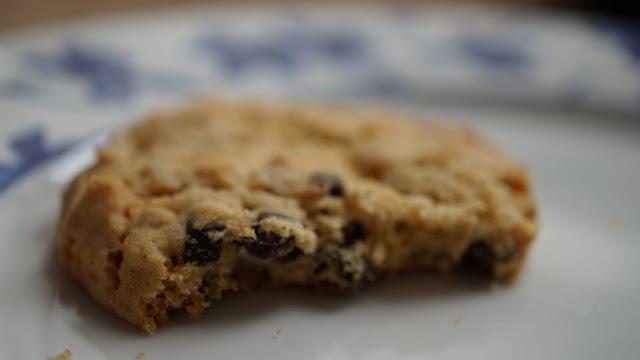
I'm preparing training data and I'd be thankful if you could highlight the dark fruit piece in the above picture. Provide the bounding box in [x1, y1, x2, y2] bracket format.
[461, 241, 517, 272]
[332, 251, 373, 284]
[335, 257, 355, 282]
[309, 172, 345, 197]
[280, 247, 303, 262]
[313, 261, 329, 274]
[341, 221, 365, 247]
[183, 220, 225, 264]
[236, 212, 300, 259]
[235, 213, 297, 259]
[246, 224, 296, 259]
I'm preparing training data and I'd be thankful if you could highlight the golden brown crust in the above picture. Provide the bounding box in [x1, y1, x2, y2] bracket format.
[58, 100, 537, 333]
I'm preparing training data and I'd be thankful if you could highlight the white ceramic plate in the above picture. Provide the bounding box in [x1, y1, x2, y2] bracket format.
[1, 100, 639, 359]
[1, 6, 639, 360]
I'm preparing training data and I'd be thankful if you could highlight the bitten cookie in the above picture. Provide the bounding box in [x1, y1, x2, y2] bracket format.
[58, 100, 537, 333]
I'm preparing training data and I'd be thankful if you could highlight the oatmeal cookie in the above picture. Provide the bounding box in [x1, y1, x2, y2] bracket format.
[58, 100, 537, 333]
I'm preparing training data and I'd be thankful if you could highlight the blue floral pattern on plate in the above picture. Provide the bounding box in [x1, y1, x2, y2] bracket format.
[0, 8, 638, 193]
[0, 129, 75, 193]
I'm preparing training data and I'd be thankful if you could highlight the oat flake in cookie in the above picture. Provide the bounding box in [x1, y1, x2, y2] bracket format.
[58, 100, 538, 333]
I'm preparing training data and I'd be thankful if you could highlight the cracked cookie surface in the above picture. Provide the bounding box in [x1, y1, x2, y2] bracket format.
[58, 100, 537, 333]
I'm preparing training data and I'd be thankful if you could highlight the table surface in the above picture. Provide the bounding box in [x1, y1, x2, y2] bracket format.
[0, 0, 559, 32]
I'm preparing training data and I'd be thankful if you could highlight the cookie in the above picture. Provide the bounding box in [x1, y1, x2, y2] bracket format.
[58, 100, 537, 333]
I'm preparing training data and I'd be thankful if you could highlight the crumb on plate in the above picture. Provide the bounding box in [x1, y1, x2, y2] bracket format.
[47, 348, 71, 360]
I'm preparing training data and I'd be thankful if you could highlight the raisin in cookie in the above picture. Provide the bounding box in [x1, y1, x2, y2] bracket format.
[58, 100, 537, 333]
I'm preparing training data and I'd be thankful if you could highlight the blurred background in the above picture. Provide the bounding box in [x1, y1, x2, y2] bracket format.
[0, 0, 636, 31]
[0, 0, 638, 190]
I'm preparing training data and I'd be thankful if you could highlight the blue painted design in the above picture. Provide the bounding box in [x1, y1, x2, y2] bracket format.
[457, 36, 530, 71]
[0, 13, 637, 115]
[195, 27, 368, 75]
[197, 35, 298, 74]
[284, 28, 368, 62]
[0, 129, 75, 193]
[25, 45, 135, 101]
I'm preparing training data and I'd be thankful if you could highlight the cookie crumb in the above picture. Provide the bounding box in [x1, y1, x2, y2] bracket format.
[272, 328, 284, 340]
[137, 351, 146, 358]
[47, 349, 71, 360]
[454, 316, 464, 326]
